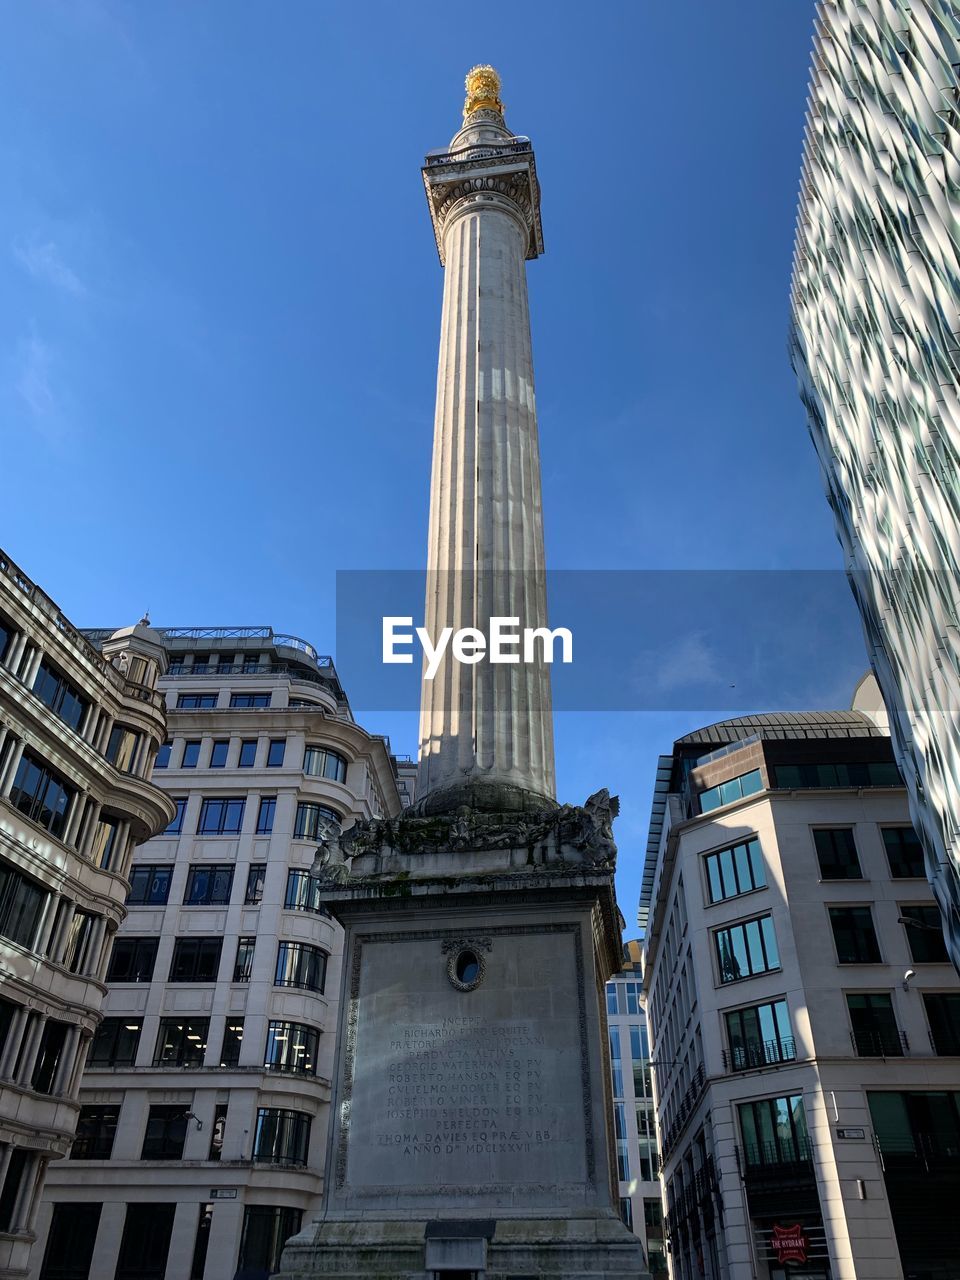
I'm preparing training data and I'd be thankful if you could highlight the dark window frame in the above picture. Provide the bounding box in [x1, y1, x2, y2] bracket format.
[813, 827, 862, 880]
[183, 863, 234, 906]
[168, 937, 223, 983]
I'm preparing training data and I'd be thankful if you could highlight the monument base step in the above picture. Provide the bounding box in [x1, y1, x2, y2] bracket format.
[276, 1214, 650, 1279]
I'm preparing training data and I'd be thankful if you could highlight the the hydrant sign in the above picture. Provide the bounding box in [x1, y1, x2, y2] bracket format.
[771, 1224, 809, 1265]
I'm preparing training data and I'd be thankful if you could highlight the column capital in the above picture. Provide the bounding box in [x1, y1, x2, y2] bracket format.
[422, 140, 543, 265]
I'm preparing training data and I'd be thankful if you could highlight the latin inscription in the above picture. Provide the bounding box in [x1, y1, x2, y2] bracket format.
[342, 930, 588, 1193]
[380, 1015, 550, 1156]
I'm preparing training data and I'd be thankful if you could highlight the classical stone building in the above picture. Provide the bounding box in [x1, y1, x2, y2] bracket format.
[32, 627, 410, 1280]
[639, 679, 960, 1280]
[0, 547, 173, 1278]
[791, 0, 960, 969]
[604, 941, 668, 1276]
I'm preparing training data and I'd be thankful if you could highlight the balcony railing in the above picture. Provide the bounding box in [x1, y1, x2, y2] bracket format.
[723, 1037, 797, 1072]
[740, 1136, 814, 1176]
[659, 1064, 706, 1166]
[166, 662, 334, 689]
[851, 1029, 909, 1057]
[876, 1132, 960, 1172]
[424, 137, 532, 166]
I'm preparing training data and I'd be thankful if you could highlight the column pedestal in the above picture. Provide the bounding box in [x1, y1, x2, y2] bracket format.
[276, 796, 648, 1280]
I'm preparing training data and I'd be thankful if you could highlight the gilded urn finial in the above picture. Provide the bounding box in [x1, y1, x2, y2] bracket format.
[463, 65, 504, 121]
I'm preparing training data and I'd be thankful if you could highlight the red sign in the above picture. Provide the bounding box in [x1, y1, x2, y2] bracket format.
[771, 1223, 809, 1265]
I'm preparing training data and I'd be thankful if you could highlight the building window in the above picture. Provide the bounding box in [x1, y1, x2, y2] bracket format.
[220, 1018, 244, 1067]
[231, 693, 271, 708]
[608, 1025, 624, 1097]
[284, 869, 329, 914]
[0, 857, 49, 949]
[267, 739, 285, 768]
[105, 725, 143, 774]
[303, 745, 348, 783]
[0, 1148, 30, 1233]
[605, 979, 641, 1015]
[0, 999, 17, 1062]
[699, 768, 762, 813]
[107, 937, 158, 983]
[256, 797, 276, 834]
[155, 742, 171, 769]
[245, 864, 266, 905]
[253, 1108, 312, 1167]
[264, 1020, 319, 1075]
[115, 1203, 176, 1280]
[829, 905, 882, 963]
[88, 1018, 141, 1067]
[613, 1101, 630, 1179]
[237, 1206, 302, 1276]
[847, 992, 904, 1056]
[33, 660, 89, 733]
[184, 864, 234, 905]
[773, 760, 901, 788]
[899, 905, 949, 962]
[32, 1019, 69, 1093]
[64, 911, 96, 974]
[619, 1196, 633, 1230]
[738, 1094, 810, 1167]
[91, 814, 122, 868]
[275, 941, 327, 992]
[725, 998, 795, 1070]
[126, 864, 172, 905]
[704, 837, 765, 902]
[209, 1104, 227, 1161]
[10, 750, 76, 840]
[197, 797, 245, 835]
[71, 1106, 120, 1159]
[923, 993, 960, 1054]
[163, 799, 186, 835]
[294, 801, 342, 840]
[153, 1017, 210, 1067]
[178, 694, 217, 709]
[813, 828, 862, 879]
[182, 740, 201, 768]
[882, 826, 925, 878]
[169, 937, 222, 982]
[714, 915, 780, 983]
[39, 1202, 102, 1279]
[233, 937, 256, 982]
[190, 1203, 213, 1280]
[209, 739, 229, 768]
[238, 739, 257, 767]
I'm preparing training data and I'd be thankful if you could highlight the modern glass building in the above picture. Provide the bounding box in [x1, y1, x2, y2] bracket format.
[790, 0, 960, 969]
[605, 941, 668, 1277]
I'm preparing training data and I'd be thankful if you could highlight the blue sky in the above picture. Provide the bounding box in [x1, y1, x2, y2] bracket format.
[1, 0, 856, 930]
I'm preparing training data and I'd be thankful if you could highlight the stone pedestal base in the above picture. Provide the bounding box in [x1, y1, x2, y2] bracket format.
[278, 1214, 646, 1278]
[278, 793, 649, 1280]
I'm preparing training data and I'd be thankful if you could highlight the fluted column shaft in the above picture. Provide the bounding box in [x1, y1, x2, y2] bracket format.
[417, 186, 555, 810]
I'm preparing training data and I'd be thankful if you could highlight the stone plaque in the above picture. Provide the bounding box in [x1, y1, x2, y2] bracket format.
[336, 923, 592, 1198]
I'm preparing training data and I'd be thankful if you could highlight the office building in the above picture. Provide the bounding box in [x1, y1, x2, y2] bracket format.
[791, 0, 960, 968]
[0, 547, 173, 1277]
[639, 679, 960, 1280]
[605, 941, 668, 1277]
[33, 627, 409, 1280]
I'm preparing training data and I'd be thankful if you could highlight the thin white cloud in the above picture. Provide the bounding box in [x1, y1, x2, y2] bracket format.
[653, 630, 723, 694]
[16, 335, 57, 420]
[13, 236, 85, 295]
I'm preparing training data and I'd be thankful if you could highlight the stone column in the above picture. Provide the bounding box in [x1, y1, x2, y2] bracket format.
[0, 739, 25, 796]
[417, 77, 555, 814]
